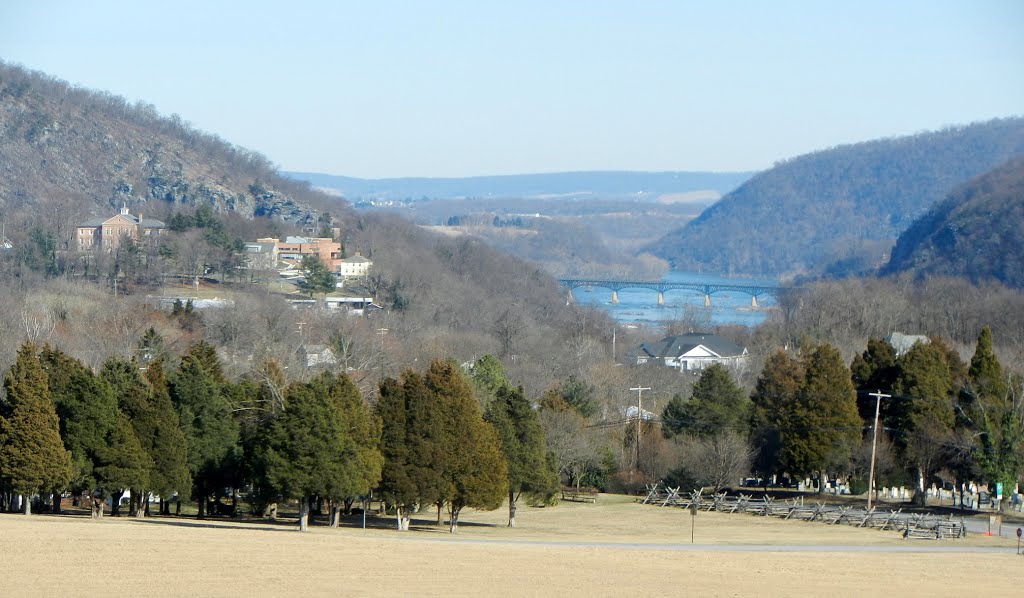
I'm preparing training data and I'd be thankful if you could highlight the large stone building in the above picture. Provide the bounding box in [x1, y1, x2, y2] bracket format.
[75, 205, 165, 251]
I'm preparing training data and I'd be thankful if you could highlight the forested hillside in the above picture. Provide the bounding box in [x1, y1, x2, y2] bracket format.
[883, 157, 1024, 288]
[0, 61, 615, 399]
[649, 118, 1024, 277]
[0, 61, 334, 235]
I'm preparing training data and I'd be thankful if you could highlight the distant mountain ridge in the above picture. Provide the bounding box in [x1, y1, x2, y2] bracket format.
[883, 156, 1024, 289]
[648, 118, 1024, 278]
[283, 170, 753, 202]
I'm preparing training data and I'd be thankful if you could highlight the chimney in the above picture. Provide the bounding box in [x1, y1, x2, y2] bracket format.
[137, 212, 144, 238]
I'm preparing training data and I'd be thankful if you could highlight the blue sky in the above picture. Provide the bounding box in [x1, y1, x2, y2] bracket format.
[1, 1, 1021, 178]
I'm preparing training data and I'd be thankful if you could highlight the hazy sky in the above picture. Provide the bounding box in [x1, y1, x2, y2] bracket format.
[1, 1, 1021, 178]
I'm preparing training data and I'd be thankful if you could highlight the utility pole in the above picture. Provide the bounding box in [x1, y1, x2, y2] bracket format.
[630, 385, 651, 471]
[867, 390, 891, 511]
[376, 327, 388, 379]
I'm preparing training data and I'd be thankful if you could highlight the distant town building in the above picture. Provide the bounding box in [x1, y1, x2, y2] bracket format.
[243, 240, 279, 271]
[258, 236, 343, 271]
[885, 332, 930, 356]
[298, 344, 338, 368]
[75, 204, 165, 251]
[337, 252, 372, 278]
[630, 332, 748, 372]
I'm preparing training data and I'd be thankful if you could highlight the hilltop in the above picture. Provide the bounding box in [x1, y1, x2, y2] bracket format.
[0, 61, 335, 232]
[648, 118, 1024, 278]
[883, 156, 1024, 289]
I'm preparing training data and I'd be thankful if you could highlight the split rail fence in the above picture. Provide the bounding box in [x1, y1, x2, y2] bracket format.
[639, 483, 966, 540]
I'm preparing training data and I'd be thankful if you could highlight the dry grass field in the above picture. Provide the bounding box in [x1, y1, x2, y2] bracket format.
[2, 494, 1019, 597]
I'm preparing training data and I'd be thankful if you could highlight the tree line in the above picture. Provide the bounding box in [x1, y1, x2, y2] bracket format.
[0, 337, 556, 531]
[655, 326, 1023, 508]
[2, 323, 1021, 531]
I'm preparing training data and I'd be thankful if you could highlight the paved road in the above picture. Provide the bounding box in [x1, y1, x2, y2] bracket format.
[397, 536, 1021, 554]
[962, 515, 1023, 539]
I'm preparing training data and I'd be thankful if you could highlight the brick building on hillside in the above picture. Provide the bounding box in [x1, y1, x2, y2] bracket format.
[75, 204, 166, 251]
[259, 236, 344, 271]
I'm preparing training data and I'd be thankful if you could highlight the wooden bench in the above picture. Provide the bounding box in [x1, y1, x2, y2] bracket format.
[562, 489, 598, 503]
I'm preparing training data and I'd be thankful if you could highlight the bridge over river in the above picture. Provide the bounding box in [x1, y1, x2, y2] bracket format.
[558, 277, 787, 307]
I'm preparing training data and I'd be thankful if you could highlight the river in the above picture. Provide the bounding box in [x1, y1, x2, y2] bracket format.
[568, 271, 778, 327]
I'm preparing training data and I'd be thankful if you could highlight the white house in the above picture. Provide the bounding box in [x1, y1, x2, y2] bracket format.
[631, 332, 748, 372]
[885, 332, 930, 356]
[337, 253, 372, 278]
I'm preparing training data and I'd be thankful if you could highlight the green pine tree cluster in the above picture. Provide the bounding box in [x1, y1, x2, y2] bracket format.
[1, 344, 562, 532]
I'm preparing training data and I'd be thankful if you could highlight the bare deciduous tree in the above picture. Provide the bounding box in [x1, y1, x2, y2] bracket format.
[677, 431, 754, 492]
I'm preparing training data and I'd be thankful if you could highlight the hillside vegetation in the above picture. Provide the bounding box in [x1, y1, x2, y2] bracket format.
[0, 61, 616, 399]
[883, 157, 1024, 289]
[649, 118, 1024, 277]
[0, 61, 333, 233]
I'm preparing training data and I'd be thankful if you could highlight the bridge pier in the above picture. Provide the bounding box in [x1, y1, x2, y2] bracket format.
[611, 290, 619, 304]
[657, 292, 664, 306]
[751, 295, 758, 308]
[704, 294, 711, 307]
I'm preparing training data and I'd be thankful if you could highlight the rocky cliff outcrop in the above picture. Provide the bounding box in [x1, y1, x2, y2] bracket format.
[0, 61, 330, 228]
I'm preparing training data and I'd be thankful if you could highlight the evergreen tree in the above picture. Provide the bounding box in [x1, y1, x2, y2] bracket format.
[184, 341, 227, 385]
[555, 375, 598, 419]
[425, 360, 507, 532]
[660, 393, 688, 439]
[784, 345, 861, 485]
[137, 327, 168, 365]
[262, 382, 339, 531]
[100, 357, 156, 515]
[850, 337, 899, 421]
[470, 354, 508, 408]
[376, 373, 446, 531]
[300, 255, 337, 297]
[40, 346, 121, 504]
[93, 412, 151, 515]
[749, 350, 803, 482]
[170, 345, 240, 518]
[962, 326, 1023, 505]
[892, 341, 956, 504]
[236, 360, 287, 516]
[0, 344, 72, 514]
[677, 363, 750, 438]
[142, 359, 191, 514]
[485, 384, 558, 527]
[309, 372, 383, 526]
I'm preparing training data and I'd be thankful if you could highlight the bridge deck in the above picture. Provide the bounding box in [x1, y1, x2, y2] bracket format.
[558, 278, 783, 297]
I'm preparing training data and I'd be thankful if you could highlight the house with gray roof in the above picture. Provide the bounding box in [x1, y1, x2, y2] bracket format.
[630, 332, 748, 372]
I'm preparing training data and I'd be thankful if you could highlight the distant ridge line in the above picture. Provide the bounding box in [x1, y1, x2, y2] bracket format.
[283, 170, 755, 201]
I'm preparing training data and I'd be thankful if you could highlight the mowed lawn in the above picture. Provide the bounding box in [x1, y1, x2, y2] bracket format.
[2, 494, 1019, 597]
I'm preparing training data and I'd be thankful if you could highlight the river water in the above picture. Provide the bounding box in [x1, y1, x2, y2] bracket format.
[569, 271, 778, 327]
